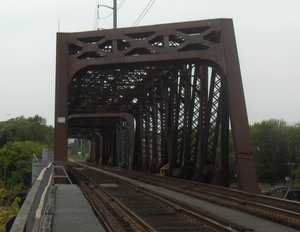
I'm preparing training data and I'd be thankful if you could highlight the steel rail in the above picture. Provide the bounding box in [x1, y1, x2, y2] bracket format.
[69, 159, 248, 232]
[120, 170, 300, 225]
[80, 167, 236, 231]
[70, 167, 127, 232]
[78, 185, 114, 232]
[70, 166, 157, 232]
[70, 163, 236, 232]
[99, 165, 300, 213]
[70, 160, 300, 229]
[94, 173, 238, 232]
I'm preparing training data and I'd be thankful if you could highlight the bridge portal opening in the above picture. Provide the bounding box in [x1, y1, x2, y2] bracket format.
[54, 19, 259, 193]
[68, 116, 130, 167]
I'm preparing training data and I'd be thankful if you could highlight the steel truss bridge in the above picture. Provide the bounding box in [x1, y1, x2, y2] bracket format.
[54, 18, 258, 194]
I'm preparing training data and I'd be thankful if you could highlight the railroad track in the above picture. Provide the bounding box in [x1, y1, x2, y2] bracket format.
[96, 165, 300, 214]
[69, 161, 242, 232]
[68, 158, 300, 231]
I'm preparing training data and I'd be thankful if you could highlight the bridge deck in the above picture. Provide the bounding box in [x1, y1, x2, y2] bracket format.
[52, 184, 105, 232]
[97, 168, 298, 232]
[48, 170, 299, 232]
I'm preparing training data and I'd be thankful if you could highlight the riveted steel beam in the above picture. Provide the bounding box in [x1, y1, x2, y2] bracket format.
[55, 18, 258, 193]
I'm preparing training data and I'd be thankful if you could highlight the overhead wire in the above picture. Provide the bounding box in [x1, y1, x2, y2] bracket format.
[94, 0, 127, 29]
[118, 0, 127, 9]
[93, 0, 100, 29]
[99, 0, 127, 19]
[132, 0, 152, 27]
[132, 0, 156, 27]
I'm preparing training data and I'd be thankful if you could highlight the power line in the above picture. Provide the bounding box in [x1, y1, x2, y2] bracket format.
[118, 0, 127, 9]
[93, 0, 100, 29]
[94, 0, 127, 29]
[132, 0, 156, 27]
[132, 0, 155, 27]
[99, 0, 127, 19]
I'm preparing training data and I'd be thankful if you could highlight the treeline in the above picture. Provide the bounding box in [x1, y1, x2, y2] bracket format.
[0, 115, 54, 231]
[1, 116, 300, 185]
[68, 139, 90, 160]
[0, 115, 54, 187]
[250, 119, 300, 182]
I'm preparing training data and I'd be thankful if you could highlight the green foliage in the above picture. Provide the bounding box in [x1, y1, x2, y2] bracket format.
[0, 188, 6, 206]
[0, 188, 20, 232]
[8, 160, 32, 187]
[0, 115, 54, 187]
[0, 115, 54, 149]
[85, 155, 91, 162]
[68, 139, 90, 161]
[295, 164, 300, 182]
[0, 141, 46, 187]
[250, 119, 300, 181]
[68, 147, 90, 161]
[68, 148, 81, 157]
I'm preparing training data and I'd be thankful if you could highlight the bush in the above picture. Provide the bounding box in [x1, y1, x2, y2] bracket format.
[0, 188, 20, 232]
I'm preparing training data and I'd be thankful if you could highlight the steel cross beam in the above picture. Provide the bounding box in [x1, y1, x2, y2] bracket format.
[54, 18, 258, 193]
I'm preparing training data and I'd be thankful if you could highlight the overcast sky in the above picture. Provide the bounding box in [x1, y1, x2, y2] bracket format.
[1, 0, 299, 127]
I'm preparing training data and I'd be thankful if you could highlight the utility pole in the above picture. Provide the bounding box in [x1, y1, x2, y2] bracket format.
[96, 0, 117, 29]
[113, 0, 117, 29]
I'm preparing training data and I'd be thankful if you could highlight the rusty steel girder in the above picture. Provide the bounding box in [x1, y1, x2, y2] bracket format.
[54, 18, 258, 193]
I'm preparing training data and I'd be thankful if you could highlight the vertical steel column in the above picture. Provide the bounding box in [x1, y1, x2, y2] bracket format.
[110, 125, 116, 166]
[160, 94, 167, 168]
[186, 65, 197, 178]
[102, 130, 108, 165]
[152, 101, 158, 172]
[166, 79, 175, 176]
[220, 82, 229, 187]
[182, 66, 192, 179]
[95, 134, 100, 163]
[99, 133, 103, 164]
[124, 121, 130, 168]
[145, 110, 150, 172]
[221, 20, 259, 194]
[134, 109, 143, 170]
[191, 65, 201, 173]
[90, 136, 96, 162]
[195, 66, 208, 181]
[115, 122, 121, 165]
[172, 71, 182, 173]
[54, 33, 69, 168]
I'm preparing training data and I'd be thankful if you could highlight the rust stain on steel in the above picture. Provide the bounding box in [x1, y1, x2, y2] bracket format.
[54, 18, 259, 193]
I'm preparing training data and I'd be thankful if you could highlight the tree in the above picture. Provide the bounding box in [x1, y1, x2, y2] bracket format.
[0, 115, 54, 187]
[8, 160, 32, 187]
[250, 119, 300, 181]
[0, 115, 54, 148]
[295, 164, 300, 182]
[0, 141, 46, 187]
[286, 123, 300, 168]
[0, 188, 20, 232]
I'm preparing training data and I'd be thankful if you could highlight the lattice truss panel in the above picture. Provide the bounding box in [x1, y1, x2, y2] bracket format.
[59, 19, 257, 191]
[68, 60, 223, 181]
[67, 21, 225, 182]
[67, 24, 220, 62]
[68, 117, 130, 166]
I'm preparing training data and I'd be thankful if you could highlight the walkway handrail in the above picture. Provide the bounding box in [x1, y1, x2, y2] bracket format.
[11, 162, 54, 232]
